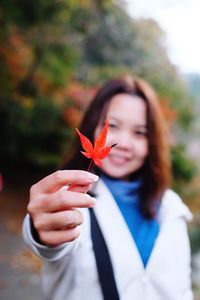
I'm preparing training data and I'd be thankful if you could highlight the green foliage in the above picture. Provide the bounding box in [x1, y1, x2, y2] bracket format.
[189, 217, 200, 254]
[0, 0, 84, 171]
[171, 145, 197, 182]
[190, 231, 200, 254]
[0, 96, 70, 170]
[170, 145, 198, 204]
[39, 45, 78, 87]
[184, 73, 200, 111]
[0, 0, 68, 26]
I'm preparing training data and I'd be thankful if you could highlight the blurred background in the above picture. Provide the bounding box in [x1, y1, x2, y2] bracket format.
[0, 0, 200, 299]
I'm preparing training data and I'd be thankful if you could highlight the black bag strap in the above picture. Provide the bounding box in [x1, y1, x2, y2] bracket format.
[89, 208, 120, 300]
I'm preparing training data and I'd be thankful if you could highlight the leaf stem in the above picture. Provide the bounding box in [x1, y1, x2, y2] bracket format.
[87, 159, 93, 172]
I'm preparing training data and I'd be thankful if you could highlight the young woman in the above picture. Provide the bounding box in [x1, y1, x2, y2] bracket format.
[23, 77, 193, 300]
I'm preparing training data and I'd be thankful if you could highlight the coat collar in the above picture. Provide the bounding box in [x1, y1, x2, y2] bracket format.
[91, 179, 144, 291]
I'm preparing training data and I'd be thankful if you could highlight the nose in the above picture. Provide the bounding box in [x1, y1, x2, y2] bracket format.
[116, 131, 133, 150]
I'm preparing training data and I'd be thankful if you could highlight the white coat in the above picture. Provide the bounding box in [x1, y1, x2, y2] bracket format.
[23, 179, 193, 300]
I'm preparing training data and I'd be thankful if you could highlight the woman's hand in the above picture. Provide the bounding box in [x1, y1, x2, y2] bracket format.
[27, 170, 98, 247]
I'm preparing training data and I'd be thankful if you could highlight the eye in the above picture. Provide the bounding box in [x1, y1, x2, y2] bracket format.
[135, 130, 147, 137]
[108, 123, 118, 129]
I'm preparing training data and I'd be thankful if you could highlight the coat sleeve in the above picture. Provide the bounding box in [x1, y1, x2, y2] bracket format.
[22, 214, 79, 262]
[177, 217, 193, 300]
[154, 190, 193, 300]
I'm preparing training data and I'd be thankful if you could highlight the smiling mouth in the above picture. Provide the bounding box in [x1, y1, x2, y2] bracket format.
[108, 154, 130, 165]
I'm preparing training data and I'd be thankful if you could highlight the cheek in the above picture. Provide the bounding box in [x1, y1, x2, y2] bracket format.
[138, 139, 149, 157]
[106, 132, 117, 144]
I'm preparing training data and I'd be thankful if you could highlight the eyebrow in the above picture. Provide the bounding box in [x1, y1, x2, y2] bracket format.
[109, 116, 147, 128]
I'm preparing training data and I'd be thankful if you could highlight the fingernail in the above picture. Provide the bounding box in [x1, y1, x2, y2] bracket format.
[89, 197, 96, 206]
[86, 173, 99, 182]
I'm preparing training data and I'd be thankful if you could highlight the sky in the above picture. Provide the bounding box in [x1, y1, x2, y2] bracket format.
[124, 0, 200, 74]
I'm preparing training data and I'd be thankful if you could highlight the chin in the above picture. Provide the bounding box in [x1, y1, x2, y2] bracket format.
[102, 169, 132, 180]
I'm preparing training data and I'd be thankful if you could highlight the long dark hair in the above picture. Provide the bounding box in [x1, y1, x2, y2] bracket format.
[65, 76, 171, 218]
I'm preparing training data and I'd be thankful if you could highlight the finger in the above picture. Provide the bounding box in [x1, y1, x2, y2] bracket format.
[41, 190, 96, 212]
[39, 227, 81, 246]
[34, 210, 84, 231]
[31, 170, 99, 194]
[68, 183, 90, 193]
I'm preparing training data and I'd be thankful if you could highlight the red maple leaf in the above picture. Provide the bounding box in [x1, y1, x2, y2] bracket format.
[76, 120, 116, 168]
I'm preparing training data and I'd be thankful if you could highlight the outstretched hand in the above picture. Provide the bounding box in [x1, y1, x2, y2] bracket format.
[27, 170, 98, 247]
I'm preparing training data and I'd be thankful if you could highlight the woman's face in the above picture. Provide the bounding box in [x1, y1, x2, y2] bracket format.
[95, 93, 148, 180]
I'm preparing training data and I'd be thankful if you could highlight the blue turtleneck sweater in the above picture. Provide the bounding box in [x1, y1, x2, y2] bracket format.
[101, 174, 160, 267]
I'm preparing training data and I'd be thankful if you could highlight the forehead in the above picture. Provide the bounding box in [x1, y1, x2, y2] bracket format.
[106, 93, 147, 123]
